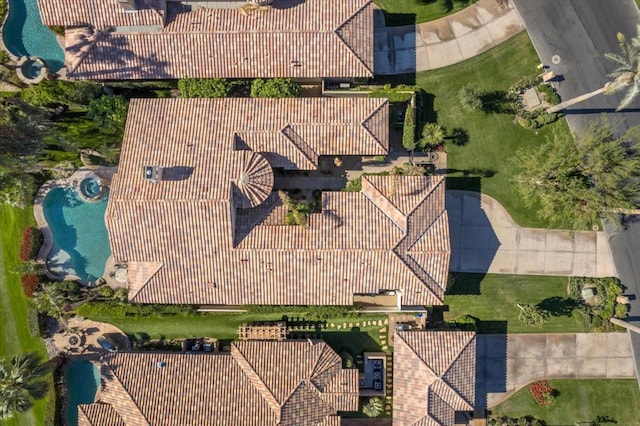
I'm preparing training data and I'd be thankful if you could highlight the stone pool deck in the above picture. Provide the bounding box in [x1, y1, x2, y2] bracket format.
[34, 166, 116, 284]
[50, 316, 132, 358]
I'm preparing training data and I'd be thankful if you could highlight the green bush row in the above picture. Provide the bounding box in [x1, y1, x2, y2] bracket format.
[368, 84, 415, 102]
[510, 74, 543, 93]
[76, 301, 197, 318]
[178, 78, 301, 98]
[243, 304, 356, 319]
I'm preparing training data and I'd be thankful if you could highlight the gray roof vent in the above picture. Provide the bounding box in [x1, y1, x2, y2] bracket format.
[144, 166, 163, 184]
[156, 361, 166, 369]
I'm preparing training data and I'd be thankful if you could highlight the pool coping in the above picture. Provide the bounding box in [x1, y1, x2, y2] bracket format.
[34, 166, 117, 284]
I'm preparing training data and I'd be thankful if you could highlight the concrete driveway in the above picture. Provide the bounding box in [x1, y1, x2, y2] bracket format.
[374, 0, 524, 75]
[447, 190, 617, 277]
[476, 333, 635, 408]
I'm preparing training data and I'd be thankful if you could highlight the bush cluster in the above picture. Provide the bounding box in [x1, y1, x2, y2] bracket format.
[19, 227, 43, 261]
[21, 80, 102, 107]
[515, 109, 562, 129]
[569, 277, 627, 330]
[178, 78, 234, 98]
[529, 380, 554, 406]
[510, 74, 543, 93]
[76, 301, 196, 318]
[537, 83, 560, 105]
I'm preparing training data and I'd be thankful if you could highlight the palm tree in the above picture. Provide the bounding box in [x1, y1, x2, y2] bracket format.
[548, 26, 640, 113]
[362, 397, 384, 418]
[516, 304, 548, 328]
[0, 353, 52, 419]
[278, 190, 310, 226]
[421, 123, 445, 150]
[32, 284, 67, 321]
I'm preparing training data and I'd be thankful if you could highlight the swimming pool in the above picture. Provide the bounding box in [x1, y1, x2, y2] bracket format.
[65, 360, 100, 426]
[43, 186, 111, 283]
[2, 0, 65, 71]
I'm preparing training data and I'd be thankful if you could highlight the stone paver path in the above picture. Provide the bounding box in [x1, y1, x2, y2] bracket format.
[476, 333, 635, 408]
[374, 0, 525, 74]
[447, 190, 617, 277]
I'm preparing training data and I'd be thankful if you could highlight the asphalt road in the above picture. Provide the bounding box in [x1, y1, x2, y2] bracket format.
[513, 0, 640, 134]
[514, 0, 640, 383]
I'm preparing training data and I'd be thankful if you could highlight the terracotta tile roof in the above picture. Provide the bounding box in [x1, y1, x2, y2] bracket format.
[79, 341, 357, 425]
[106, 97, 450, 306]
[393, 331, 476, 426]
[78, 404, 125, 426]
[43, 0, 374, 79]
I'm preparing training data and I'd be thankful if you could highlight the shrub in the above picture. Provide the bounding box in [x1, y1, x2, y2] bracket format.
[615, 302, 628, 319]
[488, 415, 545, 426]
[178, 78, 234, 98]
[510, 74, 543, 93]
[452, 314, 478, 331]
[306, 305, 355, 320]
[97, 285, 115, 298]
[362, 397, 384, 418]
[402, 101, 417, 151]
[113, 287, 129, 303]
[19, 227, 43, 261]
[250, 78, 300, 98]
[20, 275, 40, 297]
[48, 25, 65, 36]
[458, 84, 483, 111]
[343, 176, 362, 192]
[529, 380, 554, 406]
[537, 83, 561, 105]
[0, 50, 10, 63]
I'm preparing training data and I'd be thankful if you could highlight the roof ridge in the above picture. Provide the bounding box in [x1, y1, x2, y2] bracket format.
[333, 0, 374, 75]
[281, 124, 319, 167]
[66, 29, 106, 76]
[391, 249, 444, 304]
[230, 343, 282, 419]
[395, 332, 439, 382]
[126, 261, 164, 302]
[439, 335, 476, 408]
[405, 176, 444, 217]
[360, 100, 390, 152]
[361, 175, 407, 231]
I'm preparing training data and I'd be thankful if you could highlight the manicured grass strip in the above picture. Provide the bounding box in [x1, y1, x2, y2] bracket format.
[492, 379, 640, 424]
[0, 205, 48, 426]
[85, 312, 385, 344]
[415, 32, 574, 229]
[444, 273, 585, 333]
[374, 0, 470, 26]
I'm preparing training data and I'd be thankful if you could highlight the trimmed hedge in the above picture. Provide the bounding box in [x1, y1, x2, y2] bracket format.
[178, 78, 234, 98]
[250, 78, 301, 98]
[368, 84, 415, 102]
[402, 100, 417, 151]
[76, 301, 197, 318]
[243, 304, 357, 320]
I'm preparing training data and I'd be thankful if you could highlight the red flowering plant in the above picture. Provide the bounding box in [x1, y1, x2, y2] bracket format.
[21, 275, 41, 298]
[19, 227, 43, 261]
[529, 380, 554, 406]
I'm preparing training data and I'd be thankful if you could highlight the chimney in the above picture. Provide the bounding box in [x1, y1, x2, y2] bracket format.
[144, 166, 163, 183]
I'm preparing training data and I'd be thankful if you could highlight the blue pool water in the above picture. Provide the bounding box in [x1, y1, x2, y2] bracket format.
[65, 360, 100, 426]
[43, 186, 111, 283]
[2, 0, 65, 71]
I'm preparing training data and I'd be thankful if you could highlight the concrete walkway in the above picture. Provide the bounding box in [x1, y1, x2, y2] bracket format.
[447, 190, 617, 277]
[374, 0, 525, 74]
[476, 333, 635, 408]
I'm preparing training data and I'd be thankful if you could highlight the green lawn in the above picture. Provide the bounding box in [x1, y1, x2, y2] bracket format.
[0, 204, 48, 426]
[374, 0, 472, 26]
[84, 311, 385, 353]
[492, 379, 640, 425]
[415, 32, 573, 229]
[444, 273, 585, 333]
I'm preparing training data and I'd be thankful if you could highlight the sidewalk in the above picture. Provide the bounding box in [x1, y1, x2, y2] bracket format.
[374, 0, 525, 74]
[447, 190, 617, 277]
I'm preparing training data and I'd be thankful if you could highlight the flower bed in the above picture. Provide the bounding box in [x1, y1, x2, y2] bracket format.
[529, 380, 554, 406]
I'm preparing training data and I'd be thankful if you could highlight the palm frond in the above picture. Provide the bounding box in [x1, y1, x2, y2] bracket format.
[616, 81, 640, 111]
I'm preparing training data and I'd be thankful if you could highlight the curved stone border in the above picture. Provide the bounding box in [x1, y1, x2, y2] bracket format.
[16, 55, 47, 84]
[0, 0, 18, 62]
[34, 166, 117, 284]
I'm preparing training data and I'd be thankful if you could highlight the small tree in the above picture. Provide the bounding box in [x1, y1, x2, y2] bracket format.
[250, 78, 301, 98]
[362, 397, 384, 418]
[517, 304, 548, 328]
[458, 84, 482, 111]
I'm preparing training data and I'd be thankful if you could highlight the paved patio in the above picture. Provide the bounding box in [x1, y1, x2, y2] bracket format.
[447, 190, 617, 277]
[476, 333, 635, 408]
